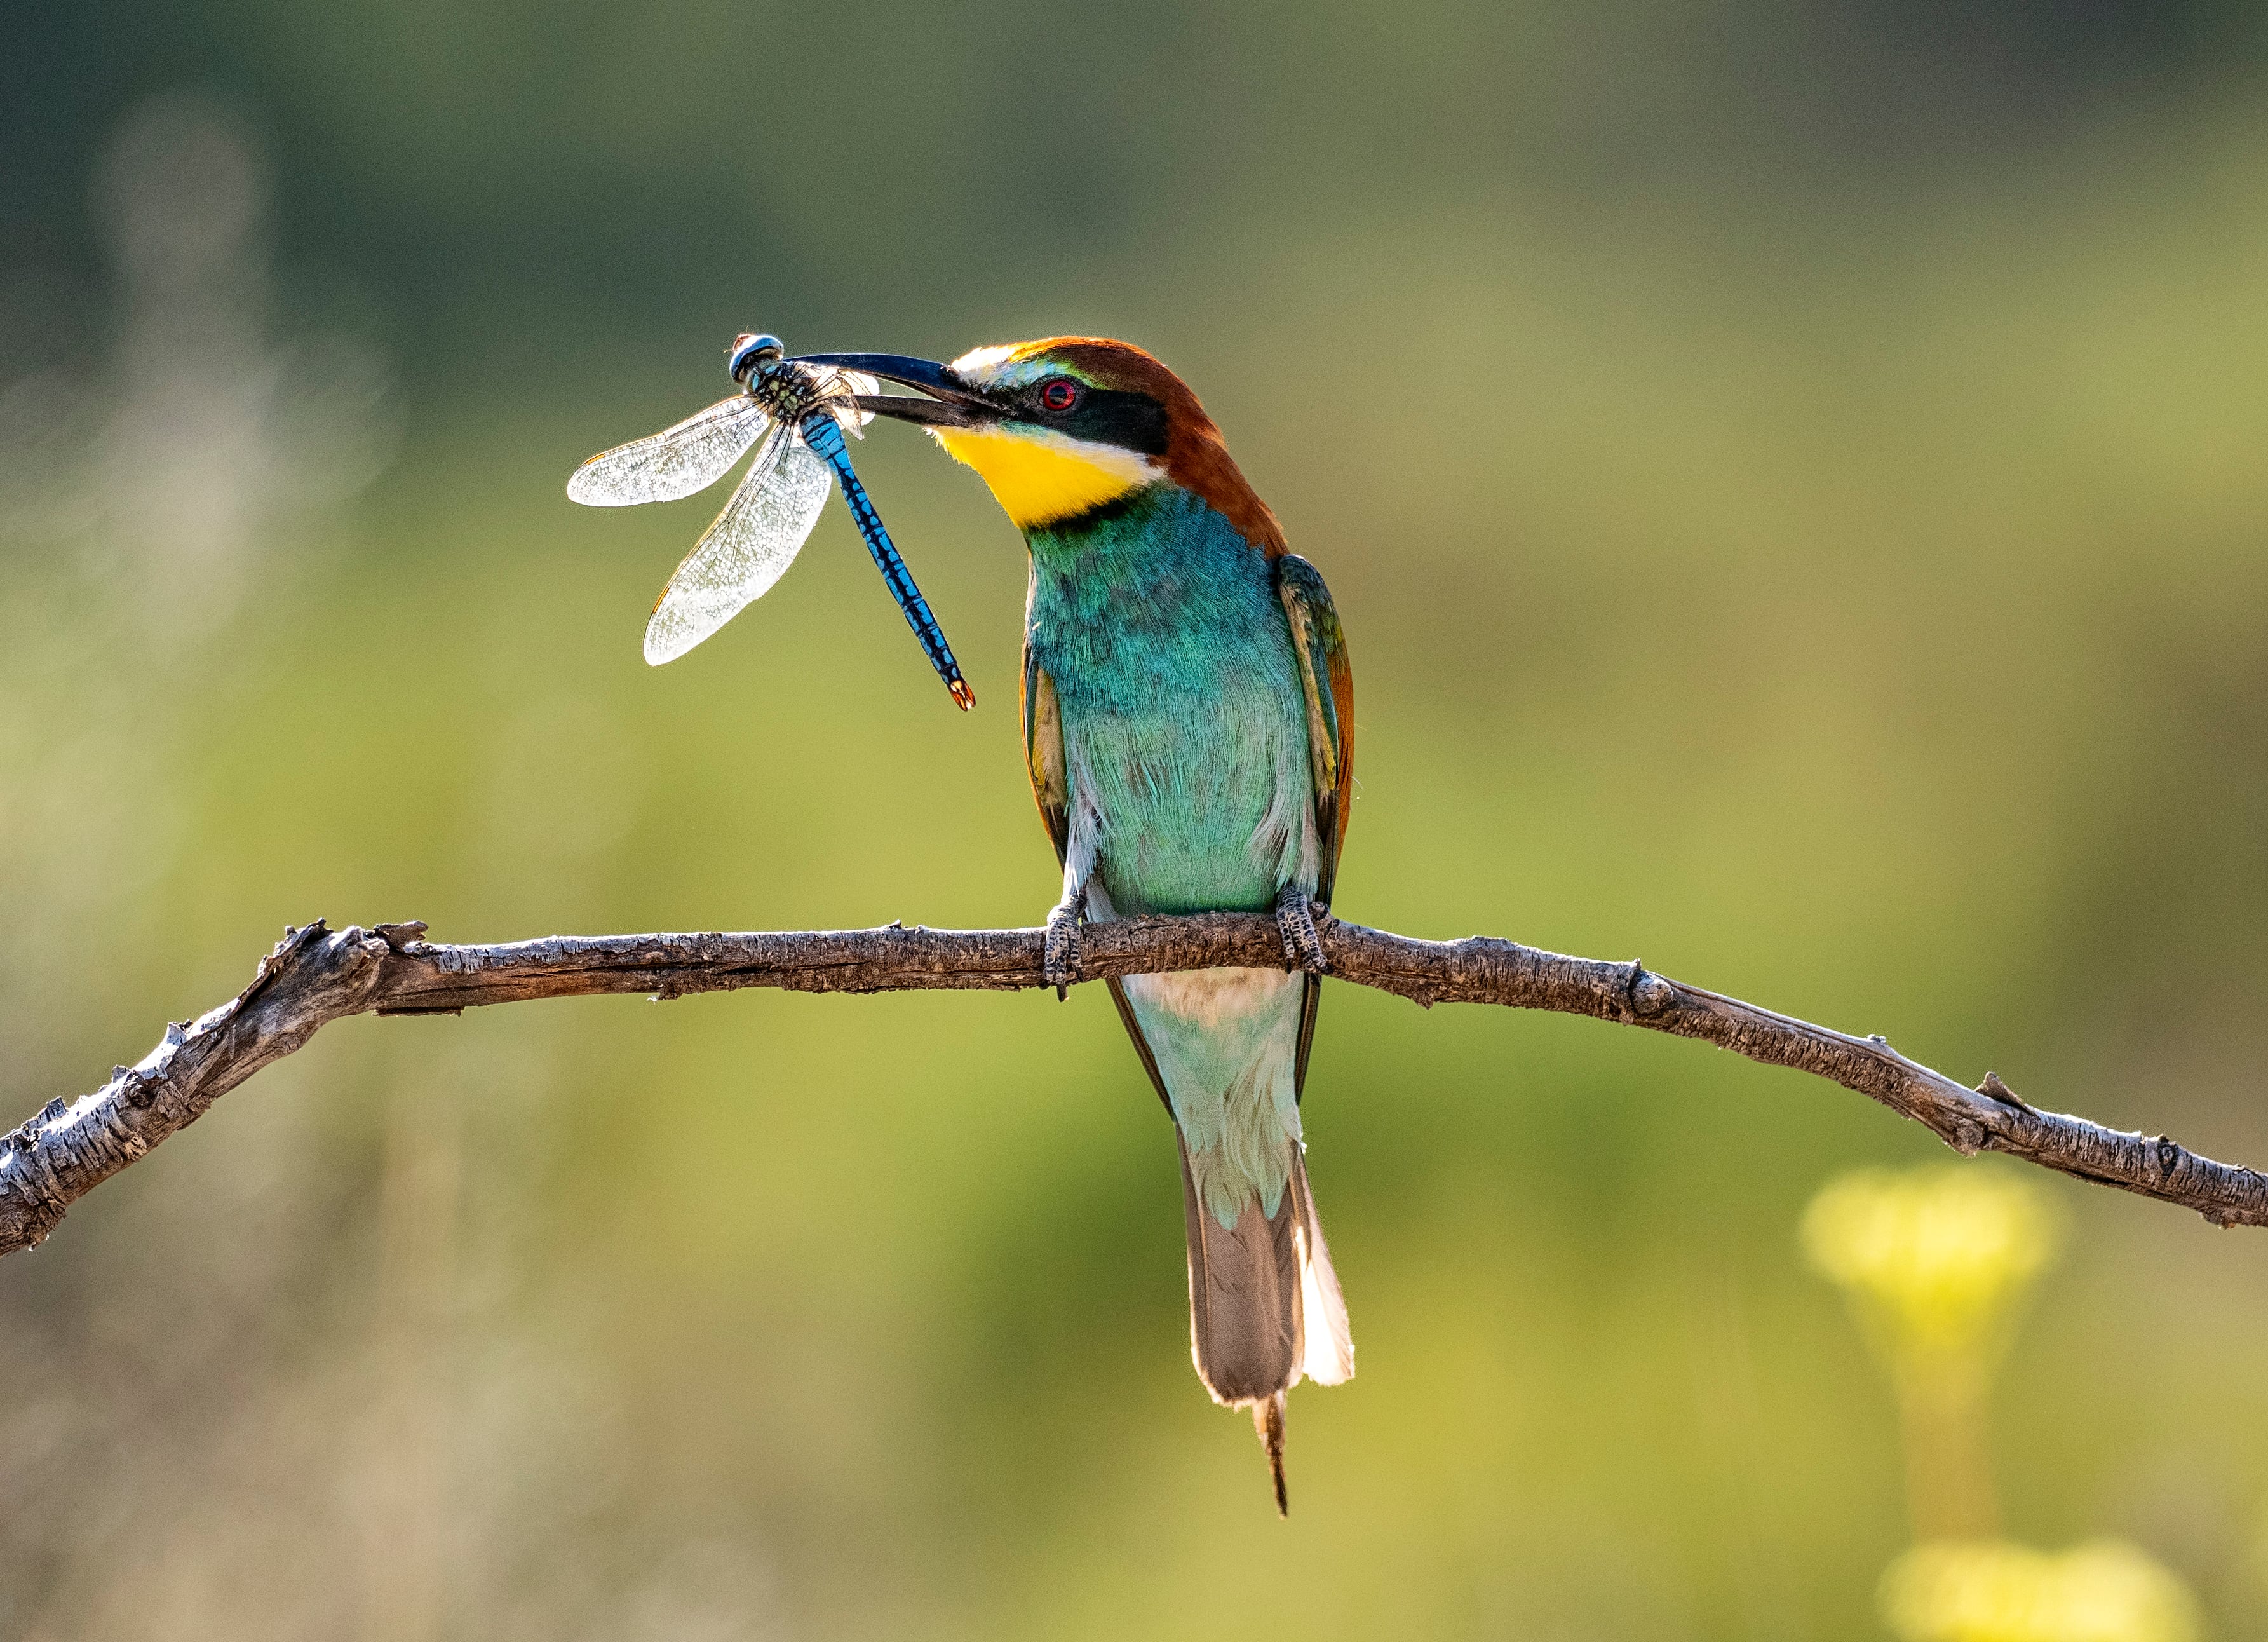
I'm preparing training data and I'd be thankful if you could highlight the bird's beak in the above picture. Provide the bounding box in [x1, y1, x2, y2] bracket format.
[792, 353, 1001, 431]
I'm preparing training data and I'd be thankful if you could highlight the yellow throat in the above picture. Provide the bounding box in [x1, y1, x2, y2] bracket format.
[931, 424, 1157, 530]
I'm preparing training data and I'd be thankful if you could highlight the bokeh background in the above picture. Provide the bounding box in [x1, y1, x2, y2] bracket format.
[8, 3, 2268, 1637]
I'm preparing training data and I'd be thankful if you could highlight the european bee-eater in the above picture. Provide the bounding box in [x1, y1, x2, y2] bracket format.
[800, 338, 1354, 1512]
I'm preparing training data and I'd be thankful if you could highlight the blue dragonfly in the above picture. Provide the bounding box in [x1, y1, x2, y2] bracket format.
[568, 333, 973, 707]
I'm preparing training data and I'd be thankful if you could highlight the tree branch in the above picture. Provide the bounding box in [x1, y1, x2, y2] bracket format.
[7, 913, 2264, 1258]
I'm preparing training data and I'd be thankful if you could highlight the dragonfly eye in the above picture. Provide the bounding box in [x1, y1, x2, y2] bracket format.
[729, 333, 785, 384]
[1039, 378, 1080, 413]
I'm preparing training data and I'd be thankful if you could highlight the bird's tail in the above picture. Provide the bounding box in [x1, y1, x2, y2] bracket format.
[1179, 1139, 1353, 1513]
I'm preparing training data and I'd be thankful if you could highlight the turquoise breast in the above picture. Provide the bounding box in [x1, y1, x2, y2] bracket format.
[1025, 485, 1314, 918]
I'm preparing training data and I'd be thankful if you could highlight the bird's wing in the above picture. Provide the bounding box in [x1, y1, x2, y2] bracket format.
[1275, 553, 1355, 1096]
[1020, 635, 1070, 862]
[1023, 632, 1177, 1118]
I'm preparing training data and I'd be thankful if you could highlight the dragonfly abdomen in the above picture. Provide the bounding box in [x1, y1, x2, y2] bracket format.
[799, 412, 974, 710]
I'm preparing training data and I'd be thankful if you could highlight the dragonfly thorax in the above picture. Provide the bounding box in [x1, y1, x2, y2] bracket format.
[746, 360, 835, 424]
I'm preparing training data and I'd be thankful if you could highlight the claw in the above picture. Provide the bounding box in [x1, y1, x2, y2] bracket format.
[1274, 887, 1328, 975]
[1044, 902, 1082, 999]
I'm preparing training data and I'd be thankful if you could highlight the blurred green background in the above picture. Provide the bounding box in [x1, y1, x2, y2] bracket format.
[8, 2, 2268, 1637]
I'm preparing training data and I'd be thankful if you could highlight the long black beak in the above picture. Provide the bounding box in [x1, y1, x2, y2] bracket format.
[792, 353, 1000, 431]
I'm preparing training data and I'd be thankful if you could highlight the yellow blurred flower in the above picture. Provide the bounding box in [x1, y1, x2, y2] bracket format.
[1882, 1539, 2199, 1642]
[1804, 1165, 2065, 1538]
[1802, 1167, 2062, 1366]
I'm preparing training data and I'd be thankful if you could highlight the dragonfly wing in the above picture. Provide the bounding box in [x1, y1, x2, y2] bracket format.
[567, 395, 771, 506]
[837, 370, 879, 430]
[643, 422, 832, 665]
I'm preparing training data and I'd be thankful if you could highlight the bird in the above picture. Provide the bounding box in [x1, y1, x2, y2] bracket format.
[797, 337, 1355, 1512]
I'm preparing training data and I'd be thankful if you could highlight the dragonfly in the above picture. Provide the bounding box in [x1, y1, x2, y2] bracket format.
[567, 332, 973, 707]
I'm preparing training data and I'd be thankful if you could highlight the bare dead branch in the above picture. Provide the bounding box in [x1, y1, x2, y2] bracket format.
[7, 913, 2264, 1258]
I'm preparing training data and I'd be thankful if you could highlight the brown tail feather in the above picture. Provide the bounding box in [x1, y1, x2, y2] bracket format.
[1179, 1139, 1354, 1515]
[1178, 1135, 1302, 1406]
[1255, 1392, 1288, 1516]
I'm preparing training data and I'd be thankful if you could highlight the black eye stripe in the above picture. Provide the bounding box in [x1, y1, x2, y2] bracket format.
[1041, 386, 1168, 456]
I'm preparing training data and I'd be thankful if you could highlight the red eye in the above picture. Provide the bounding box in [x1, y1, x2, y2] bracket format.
[1040, 378, 1079, 412]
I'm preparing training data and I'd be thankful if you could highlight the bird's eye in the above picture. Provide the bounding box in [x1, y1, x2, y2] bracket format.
[1039, 378, 1080, 412]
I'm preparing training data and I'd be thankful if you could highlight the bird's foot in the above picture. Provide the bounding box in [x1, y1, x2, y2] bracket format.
[1274, 887, 1329, 975]
[1043, 900, 1083, 1000]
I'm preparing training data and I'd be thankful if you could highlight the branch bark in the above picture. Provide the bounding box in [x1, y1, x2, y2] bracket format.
[6, 913, 2264, 1258]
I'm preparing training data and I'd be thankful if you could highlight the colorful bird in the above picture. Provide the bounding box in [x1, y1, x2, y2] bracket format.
[799, 338, 1356, 1512]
